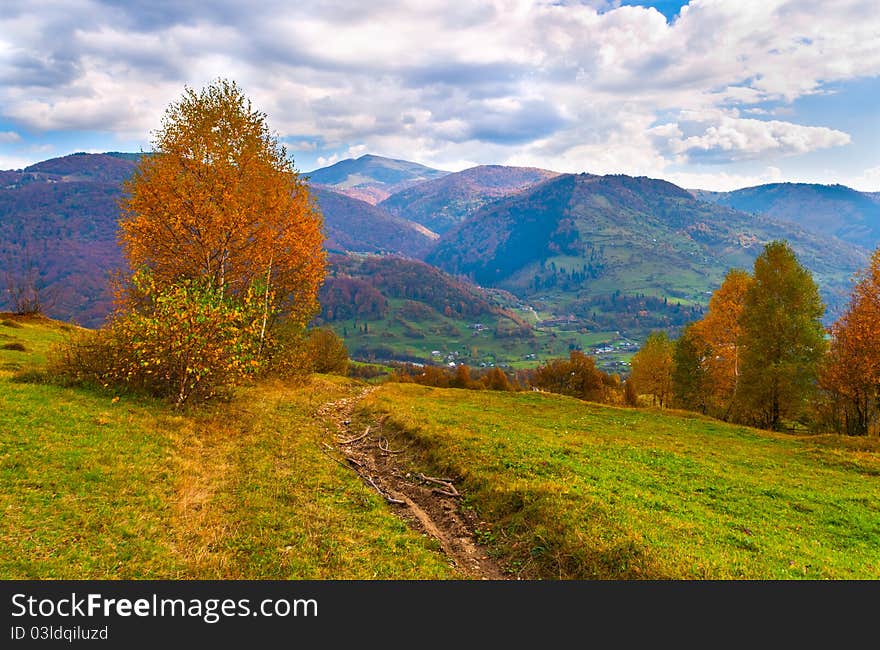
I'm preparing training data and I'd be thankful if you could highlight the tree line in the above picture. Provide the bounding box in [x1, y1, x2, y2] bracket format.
[629, 241, 879, 435]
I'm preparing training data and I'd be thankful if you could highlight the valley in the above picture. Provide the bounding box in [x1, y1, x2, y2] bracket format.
[2, 152, 877, 368]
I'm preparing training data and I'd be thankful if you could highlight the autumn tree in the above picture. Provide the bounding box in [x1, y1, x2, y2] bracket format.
[56, 80, 326, 404]
[119, 79, 325, 340]
[481, 366, 513, 391]
[692, 269, 753, 418]
[449, 363, 475, 389]
[531, 350, 608, 402]
[820, 248, 880, 435]
[629, 331, 674, 407]
[738, 241, 826, 430]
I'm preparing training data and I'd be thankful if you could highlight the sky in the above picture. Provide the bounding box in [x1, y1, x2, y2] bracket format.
[0, 0, 878, 191]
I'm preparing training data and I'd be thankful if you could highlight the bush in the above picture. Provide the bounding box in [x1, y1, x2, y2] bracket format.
[348, 363, 389, 380]
[530, 350, 610, 403]
[52, 273, 271, 405]
[303, 328, 349, 375]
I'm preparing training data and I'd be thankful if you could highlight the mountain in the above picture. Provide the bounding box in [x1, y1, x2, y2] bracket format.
[312, 187, 438, 258]
[378, 165, 560, 234]
[692, 183, 880, 250]
[22, 151, 139, 183]
[0, 153, 439, 326]
[0, 155, 136, 326]
[428, 173, 868, 331]
[306, 154, 448, 204]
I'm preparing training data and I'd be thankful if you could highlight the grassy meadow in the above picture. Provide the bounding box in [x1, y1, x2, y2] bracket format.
[2, 314, 878, 580]
[359, 384, 880, 579]
[0, 315, 454, 579]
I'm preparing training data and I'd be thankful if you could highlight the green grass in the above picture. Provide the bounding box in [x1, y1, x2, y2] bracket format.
[332, 300, 625, 369]
[0, 313, 73, 368]
[0, 317, 454, 579]
[6, 314, 879, 580]
[360, 384, 880, 579]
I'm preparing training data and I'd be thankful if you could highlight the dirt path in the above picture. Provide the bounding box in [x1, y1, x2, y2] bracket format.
[316, 385, 508, 580]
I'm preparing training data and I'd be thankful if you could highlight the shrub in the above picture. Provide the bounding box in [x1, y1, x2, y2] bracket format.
[303, 328, 349, 375]
[530, 350, 610, 402]
[52, 272, 271, 405]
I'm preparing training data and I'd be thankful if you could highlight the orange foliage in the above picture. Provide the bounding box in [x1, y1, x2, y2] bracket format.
[691, 269, 753, 417]
[119, 79, 325, 330]
[821, 248, 880, 435]
[630, 331, 674, 407]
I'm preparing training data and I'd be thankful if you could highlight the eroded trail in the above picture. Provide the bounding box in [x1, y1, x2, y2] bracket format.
[316, 385, 507, 580]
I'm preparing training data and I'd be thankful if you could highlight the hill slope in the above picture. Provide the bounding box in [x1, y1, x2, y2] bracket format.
[692, 182, 880, 250]
[361, 383, 880, 579]
[0, 153, 440, 325]
[307, 154, 448, 204]
[428, 173, 867, 330]
[5, 317, 879, 579]
[0, 316, 454, 579]
[0, 156, 133, 325]
[315, 254, 538, 365]
[5, 317, 879, 580]
[379, 164, 559, 233]
[313, 187, 438, 257]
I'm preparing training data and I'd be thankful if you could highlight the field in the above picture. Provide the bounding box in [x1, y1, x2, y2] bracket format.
[359, 384, 880, 579]
[328, 298, 628, 370]
[3, 315, 879, 580]
[0, 315, 454, 579]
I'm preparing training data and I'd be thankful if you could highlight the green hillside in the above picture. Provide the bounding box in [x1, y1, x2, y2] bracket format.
[359, 383, 880, 579]
[316, 254, 627, 369]
[0, 315, 454, 579]
[428, 173, 868, 331]
[4, 315, 879, 580]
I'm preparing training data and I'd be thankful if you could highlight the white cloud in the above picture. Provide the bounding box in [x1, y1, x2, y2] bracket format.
[0, 0, 876, 178]
[654, 113, 851, 162]
[848, 166, 880, 192]
[664, 166, 785, 192]
[0, 131, 21, 143]
[0, 153, 37, 170]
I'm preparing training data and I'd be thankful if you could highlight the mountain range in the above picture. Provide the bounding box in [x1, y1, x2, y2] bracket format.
[1, 152, 876, 362]
[692, 183, 880, 249]
[378, 165, 559, 233]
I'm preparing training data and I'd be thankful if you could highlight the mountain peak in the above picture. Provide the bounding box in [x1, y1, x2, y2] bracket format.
[307, 154, 448, 204]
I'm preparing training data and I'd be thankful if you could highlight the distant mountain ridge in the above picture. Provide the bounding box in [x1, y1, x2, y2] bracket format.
[0, 153, 443, 325]
[2, 151, 875, 335]
[429, 173, 867, 327]
[691, 182, 880, 250]
[312, 187, 438, 258]
[306, 154, 448, 204]
[378, 164, 560, 233]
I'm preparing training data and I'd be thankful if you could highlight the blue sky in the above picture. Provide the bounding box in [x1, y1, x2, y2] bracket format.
[1, 0, 878, 190]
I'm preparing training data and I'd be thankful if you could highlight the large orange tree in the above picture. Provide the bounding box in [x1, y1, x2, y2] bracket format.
[821, 248, 880, 435]
[691, 268, 753, 419]
[119, 79, 325, 334]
